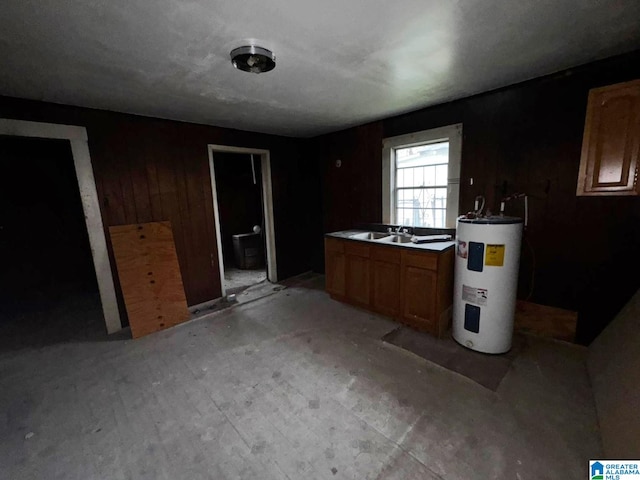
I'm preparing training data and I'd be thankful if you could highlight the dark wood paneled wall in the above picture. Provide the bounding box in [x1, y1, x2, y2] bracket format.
[270, 143, 324, 278]
[0, 96, 315, 325]
[315, 122, 384, 234]
[316, 50, 640, 344]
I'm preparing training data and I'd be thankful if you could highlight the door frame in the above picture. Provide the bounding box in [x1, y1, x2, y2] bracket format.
[207, 144, 277, 297]
[0, 118, 122, 333]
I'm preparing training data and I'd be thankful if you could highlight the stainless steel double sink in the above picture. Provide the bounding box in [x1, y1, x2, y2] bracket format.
[348, 231, 414, 244]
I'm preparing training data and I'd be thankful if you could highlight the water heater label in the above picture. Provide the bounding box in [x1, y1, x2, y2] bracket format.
[485, 244, 505, 266]
[462, 284, 488, 306]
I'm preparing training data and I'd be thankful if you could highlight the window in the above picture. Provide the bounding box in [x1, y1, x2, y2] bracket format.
[382, 124, 462, 228]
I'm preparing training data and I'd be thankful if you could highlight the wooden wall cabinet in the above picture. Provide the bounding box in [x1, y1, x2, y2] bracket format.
[325, 237, 454, 337]
[577, 79, 640, 196]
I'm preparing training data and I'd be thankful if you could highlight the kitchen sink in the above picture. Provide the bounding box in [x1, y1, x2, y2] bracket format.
[376, 234, 414, 244]
[349, 231, 391, 240]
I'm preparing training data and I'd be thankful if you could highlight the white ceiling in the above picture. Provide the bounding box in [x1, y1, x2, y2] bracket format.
[1, 0, 639, 138]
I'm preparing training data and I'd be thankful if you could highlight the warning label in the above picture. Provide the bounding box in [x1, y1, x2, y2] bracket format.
[485, 244, 505, 267]
[462, 285, 488, 306]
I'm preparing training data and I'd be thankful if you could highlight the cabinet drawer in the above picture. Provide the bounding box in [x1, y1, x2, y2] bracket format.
[401, 250, 438, 270]
[345, 241, 370, 258]
[325, 237, 345, 253]
[371, 245, 400, 264]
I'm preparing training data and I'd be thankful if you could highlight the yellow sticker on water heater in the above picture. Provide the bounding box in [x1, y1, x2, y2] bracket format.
[485, 244, 505, 266]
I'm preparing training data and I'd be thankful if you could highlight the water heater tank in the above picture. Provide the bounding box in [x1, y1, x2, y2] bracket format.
[452, 216, 523, 354]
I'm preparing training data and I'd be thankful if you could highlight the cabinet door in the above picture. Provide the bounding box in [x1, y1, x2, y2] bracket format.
[326, 250, 346, 296]
[346, 255, 370, 306]
[372, 260, 400, 317]
[371, 245, 401, 317]
[577, 79, 640, 196]
[401, 265, 437, 333]
[325, 238, 346, 297]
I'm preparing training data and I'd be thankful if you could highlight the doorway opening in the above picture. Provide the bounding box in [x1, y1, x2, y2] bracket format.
[0, 119, 121, 335]
[0, 136, 104, 349]
[207, 145, 277, 302]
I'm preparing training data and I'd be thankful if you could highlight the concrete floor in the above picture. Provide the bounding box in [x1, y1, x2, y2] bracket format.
[224, 267, 267, 295]
[0, 274, 601, 480]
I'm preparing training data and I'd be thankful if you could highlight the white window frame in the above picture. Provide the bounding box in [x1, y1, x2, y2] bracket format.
[382, 123, 462, 229]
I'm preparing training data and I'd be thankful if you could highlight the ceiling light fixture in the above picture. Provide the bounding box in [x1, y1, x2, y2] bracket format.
[230, 45, 276, 74]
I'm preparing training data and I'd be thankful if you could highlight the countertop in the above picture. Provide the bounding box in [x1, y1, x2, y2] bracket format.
[326, 230, 455, 252]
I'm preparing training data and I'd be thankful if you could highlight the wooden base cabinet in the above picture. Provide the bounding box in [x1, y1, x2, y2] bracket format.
[371, 246, 401, 317]
[346, 254, 370, 306]
[401, 265, 437, 331]
[325, 237, 454, 337]
[399, 248, 454, 337]
[325, 238, 346, 297]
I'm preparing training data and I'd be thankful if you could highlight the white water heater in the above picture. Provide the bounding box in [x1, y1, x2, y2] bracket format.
[452, 216, 523, 354]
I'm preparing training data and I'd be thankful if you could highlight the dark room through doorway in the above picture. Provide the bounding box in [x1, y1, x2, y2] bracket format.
[0, 136, 103, 350]
[212, 152, 267, 296]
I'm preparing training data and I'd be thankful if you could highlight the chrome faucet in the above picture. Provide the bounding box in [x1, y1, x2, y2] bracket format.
[392, 225, 411, 235]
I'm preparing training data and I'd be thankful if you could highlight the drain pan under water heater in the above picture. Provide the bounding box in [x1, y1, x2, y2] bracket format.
[452, 216, 523, 354]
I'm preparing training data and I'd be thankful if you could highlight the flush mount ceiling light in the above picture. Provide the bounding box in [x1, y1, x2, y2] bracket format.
[230, 45, 276, 74]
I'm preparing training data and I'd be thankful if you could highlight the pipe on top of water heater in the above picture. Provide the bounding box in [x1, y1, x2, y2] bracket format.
[500, 192, 528, 228]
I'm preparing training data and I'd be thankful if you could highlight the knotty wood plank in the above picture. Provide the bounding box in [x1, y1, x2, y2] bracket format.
[182, 143, 215, 303]
[127, 137, 153, 224]
[109, 221, 189, 338]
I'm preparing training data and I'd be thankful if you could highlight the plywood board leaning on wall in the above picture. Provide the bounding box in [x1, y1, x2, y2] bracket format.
[109, 221, 190, 338]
